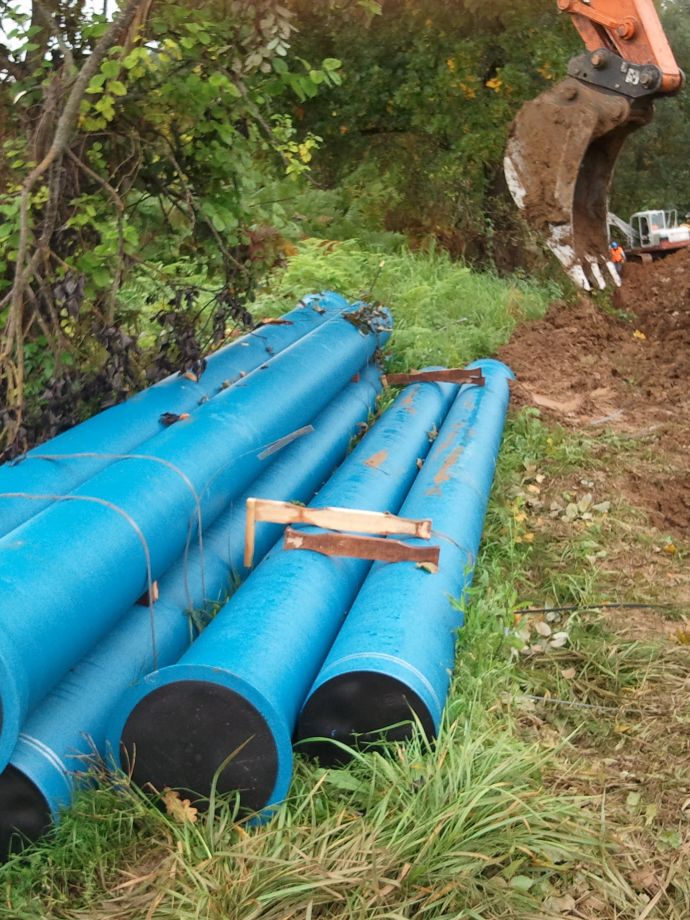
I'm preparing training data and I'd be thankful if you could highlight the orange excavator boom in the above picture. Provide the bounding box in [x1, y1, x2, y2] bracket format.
[560, 0, 683, 94]
[504, 0, 684, 290]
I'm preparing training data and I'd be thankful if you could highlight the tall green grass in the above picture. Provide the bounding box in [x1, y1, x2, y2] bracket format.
[254, 239, 563, 369]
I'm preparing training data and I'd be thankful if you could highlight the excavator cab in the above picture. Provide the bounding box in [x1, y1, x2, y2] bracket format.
[504, 0, 684, 290]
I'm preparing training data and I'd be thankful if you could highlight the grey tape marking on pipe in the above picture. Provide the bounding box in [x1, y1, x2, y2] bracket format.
[258, 425, 314, 461]
[17, 733, 69, 782]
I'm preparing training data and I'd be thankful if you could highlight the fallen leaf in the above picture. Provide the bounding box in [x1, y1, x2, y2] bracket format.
[577, 493, 593, 513]
[644, 803, 658, 826]
[561, 667, 576, 680]
[626, 791, 641, 811]
[663, 543, 677, 555]
[549, 632, 569, 649]
[633, 329, 647, 340]
[630, 867, 659, 893]
[162, 788, 198, 824]
[508, 875, 535, 892]
[544, 893, 576, 914]
[660, 829, 682, 849]
[535, 621, 552, 638]
[674, 628, 690, 645]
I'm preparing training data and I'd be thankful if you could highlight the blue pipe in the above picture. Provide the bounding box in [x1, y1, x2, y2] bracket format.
[296, 359, 514, 762]
[0, 292, 348, 540]
[0, 365, 382, 859]
[109, 375, 460, 817]
[0, 308, 390, 769]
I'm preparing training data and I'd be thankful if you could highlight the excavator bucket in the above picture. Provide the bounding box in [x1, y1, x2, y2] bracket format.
[504, 77, 654, 290]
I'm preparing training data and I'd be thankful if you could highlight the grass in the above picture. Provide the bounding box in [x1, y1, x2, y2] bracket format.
[2, 243, 689, 918]
[253, 239, 563, 369]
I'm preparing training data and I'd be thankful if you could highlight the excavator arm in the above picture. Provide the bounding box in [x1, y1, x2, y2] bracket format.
[504, 0, 684, 290]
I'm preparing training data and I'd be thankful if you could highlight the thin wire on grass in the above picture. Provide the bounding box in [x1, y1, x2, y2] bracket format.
[515, 602, 676, 615]
[520, 694, 625, 713]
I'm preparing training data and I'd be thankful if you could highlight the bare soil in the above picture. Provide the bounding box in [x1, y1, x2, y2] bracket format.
[498, 246, 690, 540]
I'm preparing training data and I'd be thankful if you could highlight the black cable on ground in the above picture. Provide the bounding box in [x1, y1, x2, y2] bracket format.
[515, 602, 677, 615]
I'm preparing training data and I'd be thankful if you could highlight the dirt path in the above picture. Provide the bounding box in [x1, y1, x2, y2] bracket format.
[497, 251, 690, 918]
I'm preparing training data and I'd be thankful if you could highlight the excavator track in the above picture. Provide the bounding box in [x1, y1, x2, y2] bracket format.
[504, 77, 654, 290]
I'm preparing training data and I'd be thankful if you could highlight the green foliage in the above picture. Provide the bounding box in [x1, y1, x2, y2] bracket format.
[254, 239, 563, 367]
[287, 0, 579, 252]
[0, 0, 345, 456]
[612, 0, 690, 217]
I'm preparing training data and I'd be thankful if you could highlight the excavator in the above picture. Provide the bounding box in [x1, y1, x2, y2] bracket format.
[504, 0, 685, 291]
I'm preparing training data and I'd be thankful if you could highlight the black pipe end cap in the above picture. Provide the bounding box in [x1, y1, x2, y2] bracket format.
[0, 766, 52, 863]
[296, 671, 435, 766]
[121, 680, 278, 814]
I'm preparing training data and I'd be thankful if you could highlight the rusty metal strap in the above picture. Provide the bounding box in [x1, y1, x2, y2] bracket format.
[383, 368, 485, 388]
[284, 527, 440, 566]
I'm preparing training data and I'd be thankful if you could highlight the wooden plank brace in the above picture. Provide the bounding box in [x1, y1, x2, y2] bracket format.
[244, 498, 433, 568]
[383, 368, 485, 388]
[283, 528, 440, 566]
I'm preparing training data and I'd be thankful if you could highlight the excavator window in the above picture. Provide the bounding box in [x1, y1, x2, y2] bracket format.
[638, 216, 650, 246]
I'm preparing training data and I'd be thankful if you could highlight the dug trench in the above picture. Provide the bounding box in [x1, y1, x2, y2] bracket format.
[496, 248, 690, 916]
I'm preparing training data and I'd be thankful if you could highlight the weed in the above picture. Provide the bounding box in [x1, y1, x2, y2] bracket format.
[253, 240, 563, 370]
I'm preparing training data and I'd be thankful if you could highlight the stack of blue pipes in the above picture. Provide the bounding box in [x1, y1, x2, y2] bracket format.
[0, 292, 391, 858]
[104, 358, 514, 819]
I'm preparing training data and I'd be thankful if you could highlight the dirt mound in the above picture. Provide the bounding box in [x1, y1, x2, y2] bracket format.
[616, 245, 690, 345]
[498, 249, 690, 535]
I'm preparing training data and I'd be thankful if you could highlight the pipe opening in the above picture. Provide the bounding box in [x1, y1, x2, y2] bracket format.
[0, 765, 52, 862]
[297, 672, 435, 766]
[121, 680, 278, 813]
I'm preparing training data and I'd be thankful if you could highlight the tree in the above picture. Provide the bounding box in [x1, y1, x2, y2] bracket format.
[287, 0, 578, 260]
[611, 0, 690, 218]
[0, 0, 341, 457]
